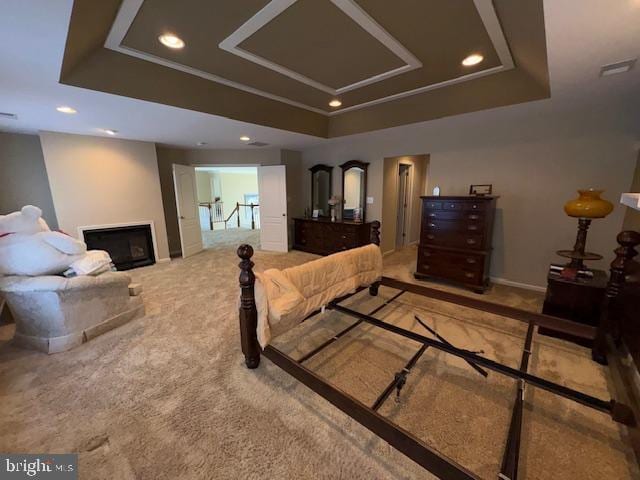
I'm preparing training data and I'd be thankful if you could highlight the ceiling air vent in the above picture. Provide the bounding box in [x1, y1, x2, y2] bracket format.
[248, 141, 269, 147]
[0, 112, 18, 120]
[600, 59, 636, 77]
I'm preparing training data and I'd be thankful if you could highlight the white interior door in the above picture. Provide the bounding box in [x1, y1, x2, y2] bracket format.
[258, 165, 288, 252]
[173, 164, 203, 258]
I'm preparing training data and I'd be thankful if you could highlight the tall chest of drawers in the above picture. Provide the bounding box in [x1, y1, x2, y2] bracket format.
[415, 196, 498, 293]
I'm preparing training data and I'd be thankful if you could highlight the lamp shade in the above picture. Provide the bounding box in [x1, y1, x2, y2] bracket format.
[564, 189, 613, 218]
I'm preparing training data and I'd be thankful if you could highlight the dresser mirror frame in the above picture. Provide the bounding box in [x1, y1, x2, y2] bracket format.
[340, 160, 369, 222]
[309, 164, 333, 218]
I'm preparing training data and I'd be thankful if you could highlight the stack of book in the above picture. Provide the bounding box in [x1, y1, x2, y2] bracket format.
[549, 263, 594, 280]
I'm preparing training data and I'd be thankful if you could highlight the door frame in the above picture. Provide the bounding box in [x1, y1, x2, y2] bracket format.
[396, 162, 413, 249]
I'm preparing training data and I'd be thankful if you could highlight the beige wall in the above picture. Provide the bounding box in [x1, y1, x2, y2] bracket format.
[381, 155, 429, 254]
[156, 146, 291, 255]
[217, 171, 258, 214]
[0, 132, 58, 228]
[40, 132, 170, 260]
[195, 171, 213, 203]
[281, 150, 305, 243]
[301, 100, 638, 288]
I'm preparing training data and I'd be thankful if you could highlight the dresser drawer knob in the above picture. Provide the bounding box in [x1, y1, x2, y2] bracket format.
[468, 214, 479, 220]
[423, 265, 430, 270]
[466, 258, 477, 264]
[341, 235, 346, 239]
[428, 223, 436, 228]
[450, 204, 456, 208]
[466, 238, 476, 245]
[464, 272, 475, 279]
[424, 251, 431, 257]
[467, 225, 478, 231]
[427, 234, 435, 240]
[472, 205, 478, 209]
[428, 213, 436, 218]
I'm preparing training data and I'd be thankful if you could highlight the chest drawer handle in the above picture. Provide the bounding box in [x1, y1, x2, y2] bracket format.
[466, 238, 476, 245]
[472, 205, 478, 209]
[422, 264, 430, 270]
[427, 234, 435, 240]
[467, 225, 478, 231]
[341, 235, 346, 239]
[423, 251, 432, 257]
[466, 258, 477, 264]
[450, 204, 456, 208]
[464, 272, 475, 279]
[428, 213, 436, 218]
[428, 223, 436, 228]
[468, 214, 479, 220]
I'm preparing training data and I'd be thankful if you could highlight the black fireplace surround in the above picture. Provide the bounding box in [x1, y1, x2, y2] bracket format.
[83, 224, 155, 271]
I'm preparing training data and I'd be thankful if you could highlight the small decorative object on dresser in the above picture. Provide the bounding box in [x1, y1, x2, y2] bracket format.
[293, 217, 374, 256]
[469, 184, 492, 196]
[414, 195, 498, 293]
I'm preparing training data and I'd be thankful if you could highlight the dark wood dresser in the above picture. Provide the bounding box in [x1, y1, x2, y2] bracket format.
[293, 217, 372, 256]
[415, 196, 498, 293]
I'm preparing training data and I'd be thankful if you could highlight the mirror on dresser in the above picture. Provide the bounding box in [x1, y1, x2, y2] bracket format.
[340, 160, 368, 222]
[309, 164, 333, 217]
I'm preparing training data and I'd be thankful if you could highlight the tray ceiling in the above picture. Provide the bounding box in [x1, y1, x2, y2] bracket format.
[60, 0, 549, 137]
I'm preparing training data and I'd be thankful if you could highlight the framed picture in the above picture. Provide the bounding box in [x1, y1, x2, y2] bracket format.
[469, 184, 492, 196]
[312, 209, 320, 219]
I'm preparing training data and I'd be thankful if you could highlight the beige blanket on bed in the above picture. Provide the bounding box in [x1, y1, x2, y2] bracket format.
[254, 244, 383, 347]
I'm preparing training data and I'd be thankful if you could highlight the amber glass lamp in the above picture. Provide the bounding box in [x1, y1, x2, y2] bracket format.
[556, 189, 614, 269]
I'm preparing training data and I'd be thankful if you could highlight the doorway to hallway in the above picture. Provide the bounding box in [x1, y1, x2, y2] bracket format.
[195, 166, 260, 249]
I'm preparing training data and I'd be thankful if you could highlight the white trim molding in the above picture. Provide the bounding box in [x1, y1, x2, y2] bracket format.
[219, 0, 422, 95]
[77, 220, 170, 265]
[105, 0, 514, 116]
[490, 276, 547, 293]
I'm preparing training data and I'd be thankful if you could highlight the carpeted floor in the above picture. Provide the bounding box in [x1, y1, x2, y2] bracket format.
[201, 227, 260, 249]
[0, 244, 636, 479]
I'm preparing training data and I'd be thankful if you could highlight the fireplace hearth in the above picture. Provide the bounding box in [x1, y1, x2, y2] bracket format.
[83, 224, 155, 270]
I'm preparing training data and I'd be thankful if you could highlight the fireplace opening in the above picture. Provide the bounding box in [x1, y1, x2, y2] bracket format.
[83, 224, 155, 271]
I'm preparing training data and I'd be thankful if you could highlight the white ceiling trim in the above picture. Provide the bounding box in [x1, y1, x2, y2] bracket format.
[104, 0, 514, 117]
[218, 0, 422, 95]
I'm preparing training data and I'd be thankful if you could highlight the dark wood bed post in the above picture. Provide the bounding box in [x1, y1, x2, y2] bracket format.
[238, 244, 261, 369]
[592, 231, 640, 364]
[369, 220, 382, 297]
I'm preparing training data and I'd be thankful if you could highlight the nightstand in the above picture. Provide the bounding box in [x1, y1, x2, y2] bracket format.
[540, 269, 608, 346]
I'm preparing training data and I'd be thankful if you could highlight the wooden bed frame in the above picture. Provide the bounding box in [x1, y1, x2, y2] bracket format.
[237, 222, 640, 479]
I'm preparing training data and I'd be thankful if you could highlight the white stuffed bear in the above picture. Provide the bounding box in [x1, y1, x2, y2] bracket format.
[0, 205, 88, 276]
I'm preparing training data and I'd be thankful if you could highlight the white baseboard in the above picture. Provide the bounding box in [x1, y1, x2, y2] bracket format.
[157, 258, 171, 264]
[490, 276, 546, 293]
[382, 249, 395, 257]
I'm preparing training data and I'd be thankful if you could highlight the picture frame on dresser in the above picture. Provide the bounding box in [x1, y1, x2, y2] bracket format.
[414, 195, 498, 293]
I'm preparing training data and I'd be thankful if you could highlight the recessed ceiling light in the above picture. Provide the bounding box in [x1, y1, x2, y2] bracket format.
[600, 59, 636, 77]
[329, 99, 342, 108]
[56, 106, 77, 114]
[158, 34, 185, 49]
[462, 54, 484, 67]
[240, 136, 251, 141]
[101, 129, 118, 136]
